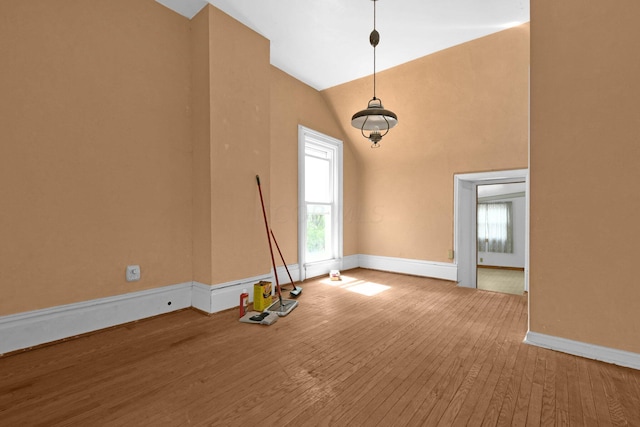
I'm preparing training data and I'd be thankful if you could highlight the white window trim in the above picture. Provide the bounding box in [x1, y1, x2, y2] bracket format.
[298, 125, 343, 281]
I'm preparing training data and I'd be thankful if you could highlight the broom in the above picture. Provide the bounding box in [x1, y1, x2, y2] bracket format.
[256, 175, 298, 315]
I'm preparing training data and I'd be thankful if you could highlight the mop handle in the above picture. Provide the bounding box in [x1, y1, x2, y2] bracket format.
[270, 229, 298, 290]
[256, 175, 283, 304]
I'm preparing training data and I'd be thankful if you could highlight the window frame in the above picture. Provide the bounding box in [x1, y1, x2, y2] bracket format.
[298, 125, 343, 280]
[477, 201, 514, 254]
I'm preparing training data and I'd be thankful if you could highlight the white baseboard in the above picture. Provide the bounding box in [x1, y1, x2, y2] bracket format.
[0, 256, 456, 355]
[0, 283, 192, 355]
[297, 255, 362, 281]
[303, 258, 344, 280]
[358, 254, 457, 282]
[342, 254, 360, 271]
[524, 331, 640, 371]
[191, 273, 272, 314]
[275, 263, 300, 284]
[272, 256, 361, 286]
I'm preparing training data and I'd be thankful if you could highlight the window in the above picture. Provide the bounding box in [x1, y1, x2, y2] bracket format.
[477, 202, 513, 253]
[298, 126, 342, 268]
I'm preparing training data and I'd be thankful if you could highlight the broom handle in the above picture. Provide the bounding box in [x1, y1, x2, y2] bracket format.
[270, 229, 298, 290]
[256, 175, 283, 305]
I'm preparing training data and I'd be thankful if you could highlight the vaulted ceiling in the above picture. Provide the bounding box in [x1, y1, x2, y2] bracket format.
[156, 0, 530, 90]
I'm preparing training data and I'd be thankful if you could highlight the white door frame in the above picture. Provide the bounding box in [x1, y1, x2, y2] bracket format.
[454, 169, 529, 291]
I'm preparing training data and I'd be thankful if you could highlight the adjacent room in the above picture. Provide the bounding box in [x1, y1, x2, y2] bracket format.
[476, 182, 526, 295]
[2, 0, 639, 425]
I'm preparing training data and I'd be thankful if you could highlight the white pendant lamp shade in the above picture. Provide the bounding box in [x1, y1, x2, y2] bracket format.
[351, 97, 398, 131]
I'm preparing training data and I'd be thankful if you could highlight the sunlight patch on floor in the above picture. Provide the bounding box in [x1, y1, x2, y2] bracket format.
[346, 282, 391, 296]
[320, 275, 391, 296]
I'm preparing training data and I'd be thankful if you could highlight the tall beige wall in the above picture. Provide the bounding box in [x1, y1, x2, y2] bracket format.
[270, 67, 360, 263]
[0, 0, 193, 315]
[0, 0, 354, 318]
[190, 7, 213, 285]
[189, 6, 273, 284]
[1, 1, 538, 331]
[207, 7, 271, 283]
[530, 2, 640, 353]
[323, 25, 529, 263]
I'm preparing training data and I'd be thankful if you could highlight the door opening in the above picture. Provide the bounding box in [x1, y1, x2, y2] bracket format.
[476, 182, 526, 295]
[454, 169, 529, 292]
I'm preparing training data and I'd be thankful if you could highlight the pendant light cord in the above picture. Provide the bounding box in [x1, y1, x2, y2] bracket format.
[350, 0, 398, 147]
[373, 0, 377, 99]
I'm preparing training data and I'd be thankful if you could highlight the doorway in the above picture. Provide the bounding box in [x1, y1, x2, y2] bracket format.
[453, 169, 529, 292]
[476, 182, 526, 295]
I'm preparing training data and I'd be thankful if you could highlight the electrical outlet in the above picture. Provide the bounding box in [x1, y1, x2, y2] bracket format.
[480, 257, 483, 263]
[448, 249, 454, 260]
[126, 265, 141, 282]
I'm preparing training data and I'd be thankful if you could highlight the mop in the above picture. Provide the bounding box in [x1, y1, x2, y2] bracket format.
[239, 310, 279, 325]
[270, 229, 302, 297]
[256, 175, 298, 316]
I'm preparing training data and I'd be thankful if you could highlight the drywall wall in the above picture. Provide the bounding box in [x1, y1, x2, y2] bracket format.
[0, 0, 193, 316]
[190, 6, 213, 285]
[530, 1, 640, 353]
[0, 0, 530, 330]
[477, 195, 526, 268]
[0, 0, 356, 320]
[204, 6, 272, 284]
[322, 24, 529, 263]
[270, 66, 360, 264]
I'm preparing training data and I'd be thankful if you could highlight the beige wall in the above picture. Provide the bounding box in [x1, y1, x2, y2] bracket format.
[190, 7, 213, 285]
[206, 7, 271, 283]
[0, 0, 358, 317]
[270, 67, 360, 263]
[530, 2, 640, 353]
[191, 5, 274, 285]
[323, 24, 530, 263]
[0, 0, 193, 316]
[0, 3, 529, 317]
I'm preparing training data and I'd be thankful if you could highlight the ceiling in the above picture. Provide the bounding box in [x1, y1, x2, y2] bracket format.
[477, 183, 526, 199]
[156, 0, 529, 91]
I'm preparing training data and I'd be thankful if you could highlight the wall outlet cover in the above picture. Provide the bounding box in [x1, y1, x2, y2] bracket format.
[126, 265, 141, 282]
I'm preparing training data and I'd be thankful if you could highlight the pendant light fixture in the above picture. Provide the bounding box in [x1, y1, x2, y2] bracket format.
[351, 0, 398, 148]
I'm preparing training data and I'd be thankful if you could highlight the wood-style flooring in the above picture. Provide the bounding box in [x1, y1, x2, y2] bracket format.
[1, 268, 639, 426]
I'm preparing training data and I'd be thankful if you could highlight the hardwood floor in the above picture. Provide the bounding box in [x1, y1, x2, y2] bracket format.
[1, 268, 639, 426]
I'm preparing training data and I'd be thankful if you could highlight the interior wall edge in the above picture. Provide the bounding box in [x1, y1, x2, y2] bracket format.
[191, 273, 272, 313]
[524, 331, 640, 371]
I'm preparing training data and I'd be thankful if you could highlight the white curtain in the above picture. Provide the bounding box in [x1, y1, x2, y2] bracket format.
[477, 202, 513, 253]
